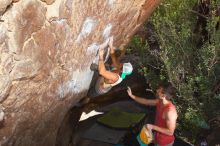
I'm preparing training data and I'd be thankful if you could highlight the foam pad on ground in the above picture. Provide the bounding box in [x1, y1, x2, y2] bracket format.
[97, 108, 146, 129]
[82, 123, 126, 144]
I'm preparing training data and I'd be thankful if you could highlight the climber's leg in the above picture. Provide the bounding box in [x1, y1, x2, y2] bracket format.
[108, 36, 123, 71]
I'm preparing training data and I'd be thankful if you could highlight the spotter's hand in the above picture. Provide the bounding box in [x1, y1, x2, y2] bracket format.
[127, 86, 134, 99]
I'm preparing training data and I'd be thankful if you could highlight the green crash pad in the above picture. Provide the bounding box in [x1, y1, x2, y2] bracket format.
[97, 108, 146, 129]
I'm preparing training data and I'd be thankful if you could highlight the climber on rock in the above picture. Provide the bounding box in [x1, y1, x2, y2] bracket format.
[90, 37, 133, 96]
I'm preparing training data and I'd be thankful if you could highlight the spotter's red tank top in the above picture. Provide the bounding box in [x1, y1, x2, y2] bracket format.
[155, 101, 176, 146]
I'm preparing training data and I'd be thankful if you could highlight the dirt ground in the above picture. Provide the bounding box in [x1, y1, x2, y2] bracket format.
[70, 100, 152, 146]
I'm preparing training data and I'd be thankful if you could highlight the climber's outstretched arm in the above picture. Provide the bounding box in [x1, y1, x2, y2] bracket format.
[98, 49, 118, 83]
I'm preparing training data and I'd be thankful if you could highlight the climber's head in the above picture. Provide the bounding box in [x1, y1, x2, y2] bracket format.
[121, 62, 133, 79]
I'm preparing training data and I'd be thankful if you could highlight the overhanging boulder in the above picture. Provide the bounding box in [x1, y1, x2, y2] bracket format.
[0, 0, 161, 145]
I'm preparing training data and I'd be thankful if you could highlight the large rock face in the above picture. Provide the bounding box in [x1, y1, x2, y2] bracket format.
[0, 0, 161, 145]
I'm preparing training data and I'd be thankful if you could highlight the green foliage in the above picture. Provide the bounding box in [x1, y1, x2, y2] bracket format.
[183, 107, 209, 142]
[127, 35, 146, 60]
[184, 107, 209, 129]
[128, 0, 220, 143]
[214, 94, 220, 100]
[153, 0, 220, 140]
[127, 34, 166, 91]
[152, 0, 220, 142]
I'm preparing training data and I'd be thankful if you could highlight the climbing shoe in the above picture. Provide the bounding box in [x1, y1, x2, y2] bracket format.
[90, 63, 98, 71]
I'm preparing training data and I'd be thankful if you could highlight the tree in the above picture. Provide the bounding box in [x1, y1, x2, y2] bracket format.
[128, 0, 220, 143]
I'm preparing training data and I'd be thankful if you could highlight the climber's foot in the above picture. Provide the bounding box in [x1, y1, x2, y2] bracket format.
[90, 63, 98, 71]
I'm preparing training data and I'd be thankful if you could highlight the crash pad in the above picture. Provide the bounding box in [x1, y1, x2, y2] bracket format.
[82, 123, 126, 144]
[97, 108, 146, 129]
